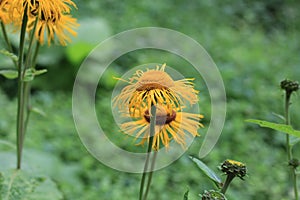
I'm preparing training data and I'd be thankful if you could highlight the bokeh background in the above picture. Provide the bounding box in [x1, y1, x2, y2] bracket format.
[1, 0, 300, 199]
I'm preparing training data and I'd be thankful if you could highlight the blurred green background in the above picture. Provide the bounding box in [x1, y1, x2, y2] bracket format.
[1, 0, 300, 199]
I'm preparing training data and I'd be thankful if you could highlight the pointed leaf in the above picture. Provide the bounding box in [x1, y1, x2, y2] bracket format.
[23, 68, 48, 82]
[0, 140, 15, 149]
[0, 49, 18, 62]
[290, 137, 300, 146]
[33, 69, 47, 76]
[246, 119, 300, 138]
[31, 107, 46, 117]
[189, 156, 222, 185]
[0, 69, 18, 79]
[271, 112, 285, 122]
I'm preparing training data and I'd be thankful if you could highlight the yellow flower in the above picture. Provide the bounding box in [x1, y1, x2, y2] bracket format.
[1, 0, 78, 45]
[120, 104, 204, 150]
[5, 0, 76, 19]
[28, 13, 78, 46]
[114, 64, 199, 116]
[0, 1, 13, 24]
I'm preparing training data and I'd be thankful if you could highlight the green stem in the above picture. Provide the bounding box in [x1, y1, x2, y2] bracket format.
[16, 6, 28, 170]
[285, 92, 298, 200]
[143, 151, 158, 200]
[220, 174, 235, 194]
[139, 105, 157, 200]
[24, 18, 39, 134]
[24, 17, 38, 69]
[285, 93, 292, 161]
[32, 42, 40, 67]
[23, 83, 31, 133]
[1, 21, 17, 67]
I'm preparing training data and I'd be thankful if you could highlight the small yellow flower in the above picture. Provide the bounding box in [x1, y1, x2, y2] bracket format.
[120, 104, 204, 150]
[114, 64, 199, 116]
[1, 0, 78, 46]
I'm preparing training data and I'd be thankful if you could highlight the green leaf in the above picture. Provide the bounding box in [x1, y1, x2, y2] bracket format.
[23, 68, 34, 82]
[33, 69, 47, 76]
[23, 68, 48, 82]
[246, 119, 300, 138]
[0, 69, 18, 79]
[0, 140, 15, 149]
[189, 156, 222, 186]
[0, 49, 18, 62]
[271, 112, 285, 122]
[31, 107, 46, 117]
[0, 170, 63, 200]
[183, 188, 189, 200]
[290, 137, 300, 146]
[26, 178, 63, 200]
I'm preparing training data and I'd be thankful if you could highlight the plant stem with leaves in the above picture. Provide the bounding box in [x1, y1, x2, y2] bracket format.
[15, 8, 40, 169]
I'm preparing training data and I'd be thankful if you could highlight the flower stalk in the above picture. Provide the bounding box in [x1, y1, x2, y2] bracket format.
[220, 174, 235, 194]
[16, 6, 29, 169]
[139, 105, 157, 200]
[284, 85, 299, 200]
[143, 151, 158, 200]
[16, 10, 40, 170]
[282, 79, 299, 200]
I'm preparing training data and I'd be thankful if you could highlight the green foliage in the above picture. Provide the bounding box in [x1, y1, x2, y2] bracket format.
[1, 0, 300, 200]
[0, 170, 63, 200]
[0, 69, 18, 79]
[0, 68, 47, 81]
[0, 49, 18, 63]
[246, 119, 300, 138]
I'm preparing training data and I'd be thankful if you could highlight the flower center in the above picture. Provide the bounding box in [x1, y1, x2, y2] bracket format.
[144, 107, 176, 125]
[136, 71, 175, 91]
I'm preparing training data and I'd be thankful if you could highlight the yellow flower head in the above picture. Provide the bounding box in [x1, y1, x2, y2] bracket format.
[120, 104, 204, 151]
[1, 0, 78, 46]
[5, 0, 76, 18]
[220, 159, 247, 180]
[114, 64, 199, 116]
